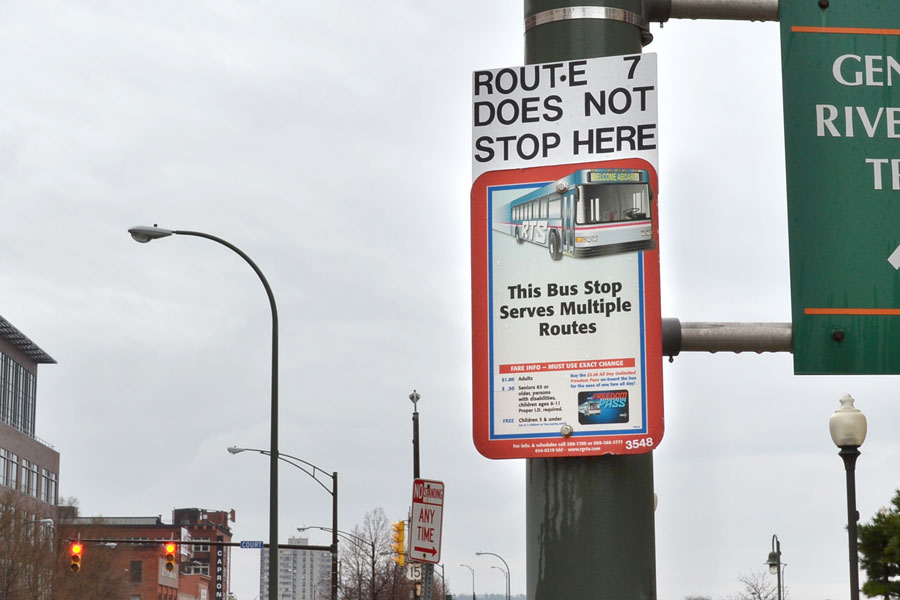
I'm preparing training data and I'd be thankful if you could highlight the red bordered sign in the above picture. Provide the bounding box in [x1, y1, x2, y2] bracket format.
[409, 479, 444, 564]
[471, 159, 663, 459]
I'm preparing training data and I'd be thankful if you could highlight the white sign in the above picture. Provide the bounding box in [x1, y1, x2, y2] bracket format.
[471, 54, 664, 459]
[409, 479, 444, 564]
[406, 562, 423, 582]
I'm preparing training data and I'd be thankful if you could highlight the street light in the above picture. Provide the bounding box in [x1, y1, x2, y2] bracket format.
[410, 389, 421, 479]
[230, 447, 338, 600]
[830, 393, 867, 600]
[300, 526, 376, 600]
[460, 564, 475, 600]
[475, 551, 509, 600]
[764, 535, 784, 600]
[491, 566, 509, 599]
[129, 224, 280, 600]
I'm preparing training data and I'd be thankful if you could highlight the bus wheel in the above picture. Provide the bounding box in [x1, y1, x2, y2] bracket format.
[549, 232, 562, 261]
[515, 226, 524, 244]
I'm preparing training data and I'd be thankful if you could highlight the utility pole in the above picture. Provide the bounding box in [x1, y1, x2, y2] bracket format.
[522, 2, 657, 599]
[410, 390, 435, 600]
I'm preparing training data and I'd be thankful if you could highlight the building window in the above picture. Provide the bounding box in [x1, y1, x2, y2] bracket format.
[41, 469, 50, 502]
[20, 458, 29, 494]
[28, 462, 38, 497]
[0, 354, 6, 424]
[130, 560, 143, 583]
[186, 563, 209, 575]
[194, 537, 210, 552]
[8, 453, 16, 490]
[48, 472, 57, 505]
[0, 449, 7, 487]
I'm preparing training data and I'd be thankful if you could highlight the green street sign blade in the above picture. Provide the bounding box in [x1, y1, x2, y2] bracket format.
[780, 0, 900, 374]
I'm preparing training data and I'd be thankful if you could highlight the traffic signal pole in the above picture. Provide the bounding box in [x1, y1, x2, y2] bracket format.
[522, 2, 657, 599]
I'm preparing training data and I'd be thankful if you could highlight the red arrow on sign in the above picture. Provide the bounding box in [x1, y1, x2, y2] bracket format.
[414, 546, 437, 556]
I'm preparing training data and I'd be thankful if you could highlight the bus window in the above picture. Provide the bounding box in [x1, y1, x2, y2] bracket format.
[577, 183, 650, 225]
[548, 198, 561, 220]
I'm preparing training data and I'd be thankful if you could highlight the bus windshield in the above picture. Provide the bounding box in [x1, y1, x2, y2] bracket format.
[577, 183, 650, 225]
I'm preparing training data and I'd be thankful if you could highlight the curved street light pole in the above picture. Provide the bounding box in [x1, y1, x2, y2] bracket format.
[491, 566, 509, 599]
[475, 552, 509, 600]
[231, 448, 338, 600]
[129, 225, 279, 600]
[300, 526, 376, 600]
[460, 564, 475, 600]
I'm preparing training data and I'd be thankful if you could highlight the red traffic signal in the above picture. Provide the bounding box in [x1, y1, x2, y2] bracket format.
[70, 542, 83, 572]
[163, 542, 177, 571]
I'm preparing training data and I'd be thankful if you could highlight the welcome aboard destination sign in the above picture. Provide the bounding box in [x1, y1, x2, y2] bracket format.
[470, 54, 664, 459]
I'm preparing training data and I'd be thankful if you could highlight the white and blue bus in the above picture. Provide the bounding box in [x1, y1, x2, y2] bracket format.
[497, 168, 654, 260]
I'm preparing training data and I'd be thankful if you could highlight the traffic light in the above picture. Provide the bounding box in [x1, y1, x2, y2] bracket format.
[69, 542, 83, 572]
[390, 520, 405, 567]
[163, 542, 177, 572]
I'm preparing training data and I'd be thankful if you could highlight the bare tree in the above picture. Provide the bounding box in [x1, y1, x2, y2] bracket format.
[0, 488, 59, 600]
[0, 492, 128, 600]
[728, 570, 782, 600]
[339, 508, 418, 600]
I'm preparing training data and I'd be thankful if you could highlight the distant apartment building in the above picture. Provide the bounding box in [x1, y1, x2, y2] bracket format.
[65, 507, 235, 600]
[0, 315, 58, 518]
[259, 536, 331, 600]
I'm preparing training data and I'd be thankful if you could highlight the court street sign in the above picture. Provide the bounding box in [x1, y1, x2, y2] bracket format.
[470, 53, 663, 459]
[780, 0, 900, 374]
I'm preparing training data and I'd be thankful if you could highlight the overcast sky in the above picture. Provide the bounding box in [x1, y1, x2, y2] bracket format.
[2, 2, 899, 599]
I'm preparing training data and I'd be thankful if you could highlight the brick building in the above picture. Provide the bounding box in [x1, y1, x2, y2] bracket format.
[65, 507, 235, 600]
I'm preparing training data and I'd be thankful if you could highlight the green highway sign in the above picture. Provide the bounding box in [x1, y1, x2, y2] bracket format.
[780, 0, 900, 374]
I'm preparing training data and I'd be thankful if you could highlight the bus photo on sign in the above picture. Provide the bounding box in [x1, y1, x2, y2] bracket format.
[495, 168, 654, 260]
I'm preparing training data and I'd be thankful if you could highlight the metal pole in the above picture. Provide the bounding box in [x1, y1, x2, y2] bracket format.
[662, 319, 792, 357]
[645, 0, 780, 22]
[772, 536, 782, 600]
[476, 552, 510, 600]
[461, 564, 475, 600]
[410, 390, 434, 600]
[332, 473, 339, 600]
[168, 230, 280, 600]
[371, 541, 376, 600]
[411, 391, 421, 480]
[522, 4, 656, 599]
[840, 446, 861, 600]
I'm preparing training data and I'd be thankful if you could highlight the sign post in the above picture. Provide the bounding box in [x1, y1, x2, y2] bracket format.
[471, 53, 663, 458]
[409, 479, 444, 564]
[780, 0, 900, 374]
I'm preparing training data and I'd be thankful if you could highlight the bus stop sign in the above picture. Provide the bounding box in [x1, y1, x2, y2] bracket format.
[470, 54, 663, 459]
[780, 0, 900, 374]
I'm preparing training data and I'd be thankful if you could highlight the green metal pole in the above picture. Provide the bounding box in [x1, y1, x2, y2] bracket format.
[522, 2, 657, 599]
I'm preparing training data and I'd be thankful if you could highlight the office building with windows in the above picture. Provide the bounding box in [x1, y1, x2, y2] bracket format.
[0, 315, 59, 516]
[259, 536, 332, 600]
